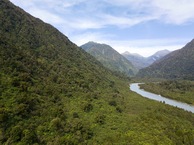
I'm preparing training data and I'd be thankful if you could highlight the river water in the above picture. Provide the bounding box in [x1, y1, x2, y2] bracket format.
[130, 83, 194, 113]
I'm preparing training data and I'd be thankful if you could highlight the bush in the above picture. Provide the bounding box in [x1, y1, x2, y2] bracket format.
[109, 100, 117, 106]
[50, 117, 62, 130]
[116, 107, 123, 113]
[83, 103, 93, 112]
[96, 114, 106, 125]
[21, 129, 38, 144]
[10, 125, 22, 142]
[73, 112, 79, 118]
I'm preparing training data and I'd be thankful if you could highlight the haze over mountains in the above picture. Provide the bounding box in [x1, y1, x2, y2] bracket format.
[122, 49, 171, 69]
[81, 39, 194, 81]
[137, 39, 194, 80]
[81, 42, 137, 76]
[81, 41, 170, 74]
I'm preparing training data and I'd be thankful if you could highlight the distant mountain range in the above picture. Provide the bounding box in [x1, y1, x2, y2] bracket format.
[81, 42, 138, 76]
[122, 50, 170, 69]
[137, 39, 194, 80]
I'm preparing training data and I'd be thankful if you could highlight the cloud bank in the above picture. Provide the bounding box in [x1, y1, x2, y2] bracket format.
[10, 0, 194, 56]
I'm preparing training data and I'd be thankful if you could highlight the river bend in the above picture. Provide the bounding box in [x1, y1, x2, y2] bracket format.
[130, 83, 194, 113]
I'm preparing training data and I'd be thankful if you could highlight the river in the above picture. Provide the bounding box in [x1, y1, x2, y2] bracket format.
[130, 83, 194, 113]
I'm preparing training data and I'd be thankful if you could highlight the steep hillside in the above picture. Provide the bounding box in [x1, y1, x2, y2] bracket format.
[122, 50, 170, 69]
[0, 0, 129, 144]
[137, 39, 194, 80]
[81, 42, 137, 76]
[1, 1, 194, 144]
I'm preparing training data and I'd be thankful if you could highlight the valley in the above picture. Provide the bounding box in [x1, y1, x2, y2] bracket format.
[137, 39, 194, 80]
[122, 49, 170, 69]
[81, 41, 137, 76]
[1, 0, 194, 144]
[139, 81, 194, 105]
[130, 83, 194, 113]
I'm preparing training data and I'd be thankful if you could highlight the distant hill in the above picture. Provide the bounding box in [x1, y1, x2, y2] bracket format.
[146, 49, 171, 65]
[122, 52, 148, 69]
[137, 39, 194, 80]
[122, 50, 170, 69]
[81, 42, 137, 76]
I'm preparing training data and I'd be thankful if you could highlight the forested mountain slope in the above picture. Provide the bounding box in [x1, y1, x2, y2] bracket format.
[0, 0, 128, 144]
[137, 39, 194, 80]
[1, 0, 194, 144]
[81, 42, 137, 76]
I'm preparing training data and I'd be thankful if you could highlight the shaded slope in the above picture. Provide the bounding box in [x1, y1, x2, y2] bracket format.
[137, 39, 194, 80]
[81, 42, 137, 76]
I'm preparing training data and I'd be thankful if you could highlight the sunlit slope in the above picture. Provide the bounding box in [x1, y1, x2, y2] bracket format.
[81, 41, 137, 76]
[0, 0, 194, 144]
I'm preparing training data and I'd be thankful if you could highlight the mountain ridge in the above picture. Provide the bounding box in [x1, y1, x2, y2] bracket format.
[81, 41, 138, 76]
[137, 39, 194, 80]
[122, 49, 170, 69]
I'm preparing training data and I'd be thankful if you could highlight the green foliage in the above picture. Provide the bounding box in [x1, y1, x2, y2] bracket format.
[95, 114, 106, 125]
[81, 42, 138, 76]
[83, 103, 93, 112]
[116, 106, 123, 113]
[140, 80, 194, 105]
[50, 118, 62, 130]
[109, 100, 117, 106]
[137, 39, 194, 80]
[0, 0, 194, 144]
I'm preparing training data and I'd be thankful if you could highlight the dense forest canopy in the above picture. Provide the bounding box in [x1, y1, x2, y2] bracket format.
[0, 0, 194, 144]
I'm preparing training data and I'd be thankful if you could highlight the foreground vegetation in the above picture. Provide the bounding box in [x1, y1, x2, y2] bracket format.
[0, 0, 194, 144]
[140, 80, 194, 105]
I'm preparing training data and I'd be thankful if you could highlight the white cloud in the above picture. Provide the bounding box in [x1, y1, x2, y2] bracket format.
[117, 45, 184, 57]
[102, 14, 157, 28]
[151, 0, 194, 24]
[106, 0, 194, 25]
[71, 31, 188, 57]
[107, 42, 185, 57]
[99, 38, 187, 57]
[10, 0, 193, 57]
[27, 8, 64, 24]
[69, 19, 104, 30]
[11, 0, 194, 32]
[70, 32, 115, 46]
[104, 0, 149, 7]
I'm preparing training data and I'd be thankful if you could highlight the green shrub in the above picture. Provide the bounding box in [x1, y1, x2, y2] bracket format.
[109, 100, 117, 106]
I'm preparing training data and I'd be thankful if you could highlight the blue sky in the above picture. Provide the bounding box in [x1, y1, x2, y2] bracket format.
[10, 0, 194, 56]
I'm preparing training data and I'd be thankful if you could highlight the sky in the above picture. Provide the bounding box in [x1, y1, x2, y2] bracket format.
[10, 0, 194, 57]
